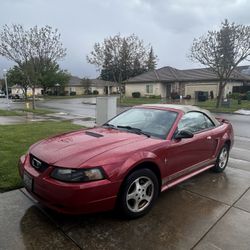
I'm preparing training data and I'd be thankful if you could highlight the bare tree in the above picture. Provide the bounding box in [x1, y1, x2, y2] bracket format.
[190, 19, 250, 107]
[87, 34, 157, 85]
[0, 24, 66, 109]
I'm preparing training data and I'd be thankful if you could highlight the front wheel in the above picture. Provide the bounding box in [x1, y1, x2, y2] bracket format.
[118, 169, 159, 219]
[212, 144, 229, 173]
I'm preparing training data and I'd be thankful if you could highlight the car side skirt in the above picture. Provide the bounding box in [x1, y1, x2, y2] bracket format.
[161, 159, 216, 192]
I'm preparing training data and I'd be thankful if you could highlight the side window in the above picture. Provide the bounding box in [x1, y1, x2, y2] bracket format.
[203, 114, 215, 129]
[146, 84, 153, 94]
[178, 112, 215, 133]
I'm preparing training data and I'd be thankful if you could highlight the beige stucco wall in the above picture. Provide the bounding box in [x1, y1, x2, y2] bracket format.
[185, 81, 243, 98]
[11, 87, 43, 96]
[225, 82, 243, 95]
[185, 82, 218, 98]
[65, 85, 117, 95]
[125, 82, 164, 97]
[126, 81, 244, 98]
[64, 86, 84, 95]
[91, 86, 104, 95]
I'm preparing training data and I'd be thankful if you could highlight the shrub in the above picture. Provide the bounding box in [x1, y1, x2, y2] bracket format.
[171, 92, 180, 99]
[93, 90, 99, 95]
[228, 93, 239, 99]
[132, 92, 141, 98]
[229, 92, 247, 100]
[183, 95, 191, 100]
[84, 90, 92, 95]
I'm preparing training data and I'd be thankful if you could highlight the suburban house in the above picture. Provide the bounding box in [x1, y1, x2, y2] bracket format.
[65, 76, 119, 95]
[11, 84, 43, 96]
[125, 66, 250, 99]
[7, 77, 118, 97]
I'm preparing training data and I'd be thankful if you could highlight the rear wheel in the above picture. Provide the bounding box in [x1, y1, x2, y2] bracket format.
[118, 169, 159, 219]
[212, 144, 229, 173]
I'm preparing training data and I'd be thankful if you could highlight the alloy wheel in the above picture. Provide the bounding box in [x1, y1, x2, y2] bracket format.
[126, 176, 154, 213]
[218, 147, 228, 169]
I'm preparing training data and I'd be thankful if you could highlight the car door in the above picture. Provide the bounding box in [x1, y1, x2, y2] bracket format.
[165, 111, 218, 178]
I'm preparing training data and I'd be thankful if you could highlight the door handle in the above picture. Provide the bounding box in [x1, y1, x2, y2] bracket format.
[207, 136, 212, 140]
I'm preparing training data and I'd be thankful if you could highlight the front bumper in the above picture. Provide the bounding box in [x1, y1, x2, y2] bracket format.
[18, 154, 121, 214]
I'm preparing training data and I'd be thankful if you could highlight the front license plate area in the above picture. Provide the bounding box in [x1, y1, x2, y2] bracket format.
[23, 172, 33, 191]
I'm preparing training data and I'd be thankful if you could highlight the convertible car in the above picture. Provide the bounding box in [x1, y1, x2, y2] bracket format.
[19, 104, 234, 218]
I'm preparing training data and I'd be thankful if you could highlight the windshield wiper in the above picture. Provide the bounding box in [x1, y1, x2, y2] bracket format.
[102, 123, 117, 129]
[117, 125, 151, 137]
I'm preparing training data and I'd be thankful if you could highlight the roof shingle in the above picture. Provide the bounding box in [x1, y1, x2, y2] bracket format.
[126, 66, 250, 83]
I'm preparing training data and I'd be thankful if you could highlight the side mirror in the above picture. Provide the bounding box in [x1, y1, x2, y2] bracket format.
[174, 130, 194, 139]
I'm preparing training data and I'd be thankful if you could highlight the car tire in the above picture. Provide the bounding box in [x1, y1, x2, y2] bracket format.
[212, 144, 229, 173]
[118, 168, 159, 219]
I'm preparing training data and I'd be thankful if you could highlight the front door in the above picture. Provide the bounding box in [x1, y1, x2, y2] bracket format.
[166, 84, 171, 99]
[165, 111, 218, 180]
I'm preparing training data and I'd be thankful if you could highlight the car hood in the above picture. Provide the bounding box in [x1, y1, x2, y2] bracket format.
[30, 127, 149, 168]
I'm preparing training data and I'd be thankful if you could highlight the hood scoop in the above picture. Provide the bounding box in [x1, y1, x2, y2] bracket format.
[85, 131, 104, 138]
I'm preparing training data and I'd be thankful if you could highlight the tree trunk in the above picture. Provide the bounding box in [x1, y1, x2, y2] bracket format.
[24, 88, 28, 101]
[32, 86, 36, 109]
[216, 81, 224, 108]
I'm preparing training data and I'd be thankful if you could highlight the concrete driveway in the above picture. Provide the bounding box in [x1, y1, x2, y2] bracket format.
[1, 139, 250, 250]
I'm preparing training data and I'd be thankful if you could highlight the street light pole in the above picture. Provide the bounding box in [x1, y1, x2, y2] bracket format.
[55, 83, 60, 96]
[3, 69, 10, 110]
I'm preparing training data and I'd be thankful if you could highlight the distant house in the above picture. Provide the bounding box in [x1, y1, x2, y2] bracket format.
[65, 76, 119, 95]
[11, 84, 43, 96]
[125, 66, 250, 99]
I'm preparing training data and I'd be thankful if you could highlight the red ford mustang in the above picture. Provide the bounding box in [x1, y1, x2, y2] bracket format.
[19, 104, 234, 218]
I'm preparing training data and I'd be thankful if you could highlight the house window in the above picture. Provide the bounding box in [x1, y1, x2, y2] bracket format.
[146, 84, 153, 94]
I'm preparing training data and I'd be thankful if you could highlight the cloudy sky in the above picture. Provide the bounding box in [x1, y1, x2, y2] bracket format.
[1, 0, 250, 78]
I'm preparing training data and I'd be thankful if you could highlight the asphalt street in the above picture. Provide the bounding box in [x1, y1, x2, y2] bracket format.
[1, 97, 250, 165]
[0, 97, 126, 118]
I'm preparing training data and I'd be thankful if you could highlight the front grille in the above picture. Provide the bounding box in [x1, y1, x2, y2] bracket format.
[30, 154, 49, 172]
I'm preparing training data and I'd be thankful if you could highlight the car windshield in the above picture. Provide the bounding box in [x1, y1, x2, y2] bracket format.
[105, 108, 178, 139]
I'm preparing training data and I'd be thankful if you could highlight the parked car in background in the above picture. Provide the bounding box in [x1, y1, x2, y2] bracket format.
[0, 91, 5, 98]
[9, 93, 24, 99]
[19, 104, 234, 218]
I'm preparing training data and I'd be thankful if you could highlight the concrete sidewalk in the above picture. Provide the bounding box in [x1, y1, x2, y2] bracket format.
[1, 159, 250, 250]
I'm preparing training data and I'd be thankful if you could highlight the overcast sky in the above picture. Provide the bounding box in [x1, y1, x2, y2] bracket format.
[1, 0, 250, 78]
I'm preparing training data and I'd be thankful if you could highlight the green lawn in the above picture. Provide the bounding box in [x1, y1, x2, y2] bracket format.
[19, 108, 56, 115]
[0, 109, 24, 116]
[118, 97, 250, 112]
[0, 121, 82, 192]
[195, 99, 250, 112]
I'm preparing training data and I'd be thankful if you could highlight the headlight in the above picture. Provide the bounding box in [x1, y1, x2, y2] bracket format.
[50, 167, 105, 183]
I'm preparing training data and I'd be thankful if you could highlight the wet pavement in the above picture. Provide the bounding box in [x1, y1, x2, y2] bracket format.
[0, 112, 96, 127]
[1, 98, 250, 249]
[1, 161, 250, 250]
[0, 97, 126, 118]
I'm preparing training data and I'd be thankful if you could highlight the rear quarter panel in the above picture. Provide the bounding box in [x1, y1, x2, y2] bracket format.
[213, 120, 234, 156]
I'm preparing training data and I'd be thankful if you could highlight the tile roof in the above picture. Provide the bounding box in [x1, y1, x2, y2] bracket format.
[126, 66, 250, 83]
[68, 76, 118, 87]
[237, 65, 250, 75]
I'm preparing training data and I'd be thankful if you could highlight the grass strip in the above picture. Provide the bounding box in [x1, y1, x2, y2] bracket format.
[0, 121, 82, 192]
